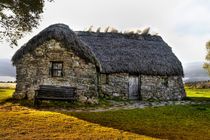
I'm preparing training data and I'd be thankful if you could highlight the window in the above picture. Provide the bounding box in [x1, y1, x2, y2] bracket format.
[100, 74, 109, 84]
[50, 62, 63, 77]
[161, 77, 168, 88]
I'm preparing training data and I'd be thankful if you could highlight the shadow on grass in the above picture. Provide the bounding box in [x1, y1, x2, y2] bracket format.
[0, 97, 114, 110]
[182, 96, 210, 102]
[1, 94, 210, 139]
[61, 103, 210, 140]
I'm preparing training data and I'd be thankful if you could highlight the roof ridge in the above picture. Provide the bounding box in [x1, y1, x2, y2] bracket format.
[75, 31, 163, 42]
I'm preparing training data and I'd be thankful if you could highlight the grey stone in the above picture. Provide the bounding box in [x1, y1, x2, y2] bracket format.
[78, 96, 87, 103]
[113, 93, 120, 97]
[12, 92, 26, 99]
[13, 39, 186, 104]
[14, 40, 97, 103]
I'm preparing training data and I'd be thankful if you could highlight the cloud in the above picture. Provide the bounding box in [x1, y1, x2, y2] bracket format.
[172, 0, 210, 36]
[0, 0, 209, 64]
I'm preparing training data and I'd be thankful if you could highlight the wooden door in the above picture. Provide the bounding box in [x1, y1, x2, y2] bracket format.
[129, 75, 139, 100]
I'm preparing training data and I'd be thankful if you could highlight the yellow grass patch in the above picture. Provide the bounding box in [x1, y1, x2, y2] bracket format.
[0, 83, 16, 89]
[0, 106, 159, 139]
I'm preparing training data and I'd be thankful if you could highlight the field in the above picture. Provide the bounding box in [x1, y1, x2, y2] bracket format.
[0, 85, 209, 139]
[0, 83, 16, 89]
[185, 87, 210, 98]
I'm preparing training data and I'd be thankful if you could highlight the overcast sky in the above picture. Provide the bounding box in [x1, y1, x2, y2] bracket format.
[1, 0, 210, 64]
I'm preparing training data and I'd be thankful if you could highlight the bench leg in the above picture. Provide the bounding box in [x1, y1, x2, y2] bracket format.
[34, 99, 41, 107]
[34, 98, 38, 107]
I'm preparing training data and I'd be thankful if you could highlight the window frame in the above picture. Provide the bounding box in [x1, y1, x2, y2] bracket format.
[50, 61, 64, 77]
[161, 77, 168, 88]
[100, 73, 109, 84]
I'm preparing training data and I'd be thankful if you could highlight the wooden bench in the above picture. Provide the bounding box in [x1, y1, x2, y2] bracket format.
[34, 85, 77, 107]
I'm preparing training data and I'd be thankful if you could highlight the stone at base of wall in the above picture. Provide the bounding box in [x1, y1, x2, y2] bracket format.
[26, 91, 35, 100]
[78, 95, 99, 104]
[12, 92, 26, 99]
[13, 91, 99, 104]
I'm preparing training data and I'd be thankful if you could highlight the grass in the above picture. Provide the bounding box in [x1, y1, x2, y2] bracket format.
[0, 83, 16, 89]
[185, 87, 210, 98]
[0, 89, 155, 139]
[0, 88, 113, 108]
[184, 87, 210, 102]
[0, 89, 15, 103]
[67, 104, 210, 140]
[59, 87, 210, 139]
[0, 87, 209, 139]
[5, 96, 114, 109]
[0, 110, 151, 139]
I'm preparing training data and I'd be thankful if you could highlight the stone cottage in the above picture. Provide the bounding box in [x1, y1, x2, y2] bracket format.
[12, 24, 186, 103]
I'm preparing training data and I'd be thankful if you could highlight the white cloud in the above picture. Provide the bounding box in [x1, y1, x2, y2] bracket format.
[172, 0, 210, 35]
[0, 0, 209, 64]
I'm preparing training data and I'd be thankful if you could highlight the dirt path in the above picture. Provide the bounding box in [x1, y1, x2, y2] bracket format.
[37, 100, 210, 113]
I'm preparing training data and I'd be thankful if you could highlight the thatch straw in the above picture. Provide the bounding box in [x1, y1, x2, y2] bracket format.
[96, 27, 101, 33]
[141, 27, 150, 35]
[110, 28, 118, 33]
[12, 24, 100, 69]
[76, 31, 184, 76]
[135, 29, 141, 34]
[12, 24, 184, 76]
[124, 30, 135, 35]
[88, 25, 93, 32]
[104, 26, 109, 33]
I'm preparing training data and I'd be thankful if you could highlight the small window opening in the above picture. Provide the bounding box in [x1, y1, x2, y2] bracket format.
[100, 74, 109, 84]
[161, 77, 168, 88]
[50, 62, 63, 77]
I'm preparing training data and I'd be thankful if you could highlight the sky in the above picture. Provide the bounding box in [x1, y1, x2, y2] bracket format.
[1, 0, 210, 64]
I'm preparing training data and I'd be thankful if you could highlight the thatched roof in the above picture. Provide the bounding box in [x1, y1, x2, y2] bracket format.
[12, 24, 100, 68]
[77, 32, 183, 76]
[12, 24, 183, 76]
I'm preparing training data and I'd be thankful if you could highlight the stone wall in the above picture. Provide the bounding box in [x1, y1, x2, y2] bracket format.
[13, 40, 98, 104]
[98, 74, 186, 101]
[99, 73, 129, 99]
[140, 75, 186, 100]
[13, 39, 186, 103]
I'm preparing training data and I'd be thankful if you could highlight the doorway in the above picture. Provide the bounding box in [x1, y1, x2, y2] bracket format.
[128, 75, 140, 100]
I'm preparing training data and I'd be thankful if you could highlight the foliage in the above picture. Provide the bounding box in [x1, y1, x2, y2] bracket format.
[0, 0, 53, 47]
[203, 41, 210, 76]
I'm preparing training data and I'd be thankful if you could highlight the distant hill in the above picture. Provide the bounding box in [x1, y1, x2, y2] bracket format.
[0, 59, 16, 81]
[0, 59, 15, 77]
[183, 61, 210, 82]
[0, 59, 209, 82]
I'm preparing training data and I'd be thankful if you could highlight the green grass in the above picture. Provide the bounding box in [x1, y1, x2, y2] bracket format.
[0, 87, 210, 139]
[0, 89, 155, 139]
[185, 87, 210, 97]
[64, 87, 210, 139]
[184, 87, 210, 102]
[0, 89, 15, 103]
[0, 89, 113, 109]
[66, 104, 210, 140]
[0, 111, 150, 139]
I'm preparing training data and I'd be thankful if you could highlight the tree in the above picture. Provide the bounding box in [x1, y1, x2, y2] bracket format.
[203, 41, 210, 76]
[0, 0, 53, 47]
